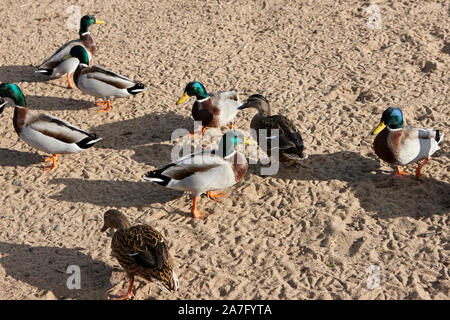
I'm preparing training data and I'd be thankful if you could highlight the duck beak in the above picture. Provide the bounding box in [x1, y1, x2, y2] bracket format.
[237, 102, 250, 110]
[176, 92, 189, 105]
[371, 122, 386, 135]
[95, 19, 106, 24]
[244, 136, 257, 145]
[0, 100, 7, 114]
[100, 224, 108, 232]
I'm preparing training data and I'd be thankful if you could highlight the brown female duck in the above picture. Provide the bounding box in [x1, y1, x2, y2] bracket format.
[101, 209, 179, 300]
[238, 94, 307, 163]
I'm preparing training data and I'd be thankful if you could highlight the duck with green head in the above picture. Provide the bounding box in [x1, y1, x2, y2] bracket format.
[0, 83, 102, 171]
[35, 14, 106, 88]
[143, 130, 256, 220]
[68, 45, 147, 112]
[371, 107, 443, 179]
[176, 81, 241, 136]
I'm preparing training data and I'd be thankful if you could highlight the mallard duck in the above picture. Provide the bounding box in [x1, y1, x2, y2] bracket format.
[238, 94, 307, 163]
[68, 45, 147, 112]
[371, 107, 444, 179]
[35, 14, 106, 88]
[0, 83, 102, 171]
[101, 209, 179, 300]
[143, 130, 255, 220]
[176, 81, 240, 135]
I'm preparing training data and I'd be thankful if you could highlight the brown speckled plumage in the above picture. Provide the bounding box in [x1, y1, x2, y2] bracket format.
[239, 94, 306, 162]
[101, 210, 178, 295]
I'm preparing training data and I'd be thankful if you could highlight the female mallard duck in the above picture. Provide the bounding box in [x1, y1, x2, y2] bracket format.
[68, 45, 147, 112]
[143, 130, 255, 220]
[101, 209, 179, 300]
[371, 107, 444, 179]
[0, 83, 102, 171]
[35, 14, 106, 88]
[238, 94, 307, 163]
[176, 81, 240, 135]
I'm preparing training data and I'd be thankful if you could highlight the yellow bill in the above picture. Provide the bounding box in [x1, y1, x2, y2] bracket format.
[176, 92, 189, 105]
[95, 19, 106, 24]
[371, 121, 386, 135]
[244, 136, 258, 145]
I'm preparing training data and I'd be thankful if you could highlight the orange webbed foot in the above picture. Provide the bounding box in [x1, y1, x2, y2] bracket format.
[114, 291, 135, 300]
[207, 191, 227, 203]
[189, 126, 207, 138]
[97, 100, 112, 112]
[192, 209, 210, 221]
[191, 196, 210, 220]
[393, 166, 409, 178]
[43, 154, 59, 172]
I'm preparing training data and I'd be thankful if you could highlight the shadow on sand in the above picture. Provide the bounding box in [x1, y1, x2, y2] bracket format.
[49, 178, 184, 212]
[25, 95, 93, 111]
[0, 148, 43, 167]
[0, 241, 113, 299]
[258, 151, 450, 219]
[91, 112, 194, 150]
[0, 65, 52, 83]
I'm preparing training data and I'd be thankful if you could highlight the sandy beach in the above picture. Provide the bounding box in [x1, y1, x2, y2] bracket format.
[0, 0, 448, 300]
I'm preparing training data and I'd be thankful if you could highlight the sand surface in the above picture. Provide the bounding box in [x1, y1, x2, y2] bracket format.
[0, 0, 449, 300]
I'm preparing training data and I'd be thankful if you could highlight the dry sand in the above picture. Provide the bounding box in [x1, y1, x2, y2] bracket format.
[0, 0, 449, 300]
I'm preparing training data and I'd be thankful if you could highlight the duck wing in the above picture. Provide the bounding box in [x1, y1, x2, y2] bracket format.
[28, 113, 97, 144]
[210, 90, 239, 101]
[162, 152, 225, 180]
[84, 65, 136, 89]
[144, 151, 226, 184]
[255, 115, 304, 152]
[36, 40, 83, 70]
[116, 225, 171, 269]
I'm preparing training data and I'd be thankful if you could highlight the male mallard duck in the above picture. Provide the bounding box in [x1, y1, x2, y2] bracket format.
[176, 81, 240, 135]
[35, 14, 106, 88]
[68, 45, 147, 112]
[238, 94, 307, 163]
[143, 130, 255, 220]
[0, 83, 102, 171]
[371, 107, 444, 179]
[101, 209, 179, 300]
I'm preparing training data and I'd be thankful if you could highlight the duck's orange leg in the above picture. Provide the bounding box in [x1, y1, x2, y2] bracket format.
[229, 122, 233, 129]
[207, 191, 227, 202]
[66, 74, 74, 89]
[393, 165, 409, 178]
[115, 276, 135, 300]
[43, 154, 60, 171]
[97, 99, 112, 112]
[192, 196, 209, 220]
[189, 126, 207, 137]
[415, 157, 430, 180]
